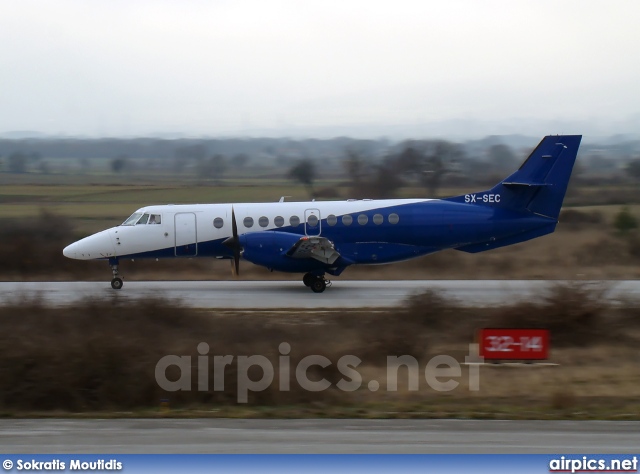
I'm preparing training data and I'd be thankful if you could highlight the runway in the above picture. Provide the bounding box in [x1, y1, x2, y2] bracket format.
[0, 419, 638, 453]
[0, 280, 637, 308]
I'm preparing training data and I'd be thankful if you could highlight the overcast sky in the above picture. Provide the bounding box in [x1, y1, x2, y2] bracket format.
[1, 0, 639, 138]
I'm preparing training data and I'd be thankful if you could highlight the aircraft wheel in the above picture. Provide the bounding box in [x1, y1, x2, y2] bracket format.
[111, 277, 123, 290]
[310, 278, 326, 293]
[302, 273, 315, 287]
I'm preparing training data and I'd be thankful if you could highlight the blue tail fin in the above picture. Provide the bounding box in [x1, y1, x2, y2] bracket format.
[446, 135, 582, 219]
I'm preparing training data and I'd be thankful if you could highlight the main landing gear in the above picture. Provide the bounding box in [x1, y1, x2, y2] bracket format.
[110, 259, 123, 290]
[302, 273, 331, 293]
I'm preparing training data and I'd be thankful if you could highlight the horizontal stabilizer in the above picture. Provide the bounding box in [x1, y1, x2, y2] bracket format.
[501, 182, 551, 187]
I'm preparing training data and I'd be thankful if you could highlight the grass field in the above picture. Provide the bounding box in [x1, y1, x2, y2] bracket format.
[0, 180, 508, 234]
[2, 181, 640, 227]
[0, 183, 322, 233]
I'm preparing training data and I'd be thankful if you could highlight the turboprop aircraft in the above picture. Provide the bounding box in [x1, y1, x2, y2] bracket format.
[63, 135, 581, 293]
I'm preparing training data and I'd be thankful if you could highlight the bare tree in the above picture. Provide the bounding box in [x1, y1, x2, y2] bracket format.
[198, 154, 228, 184]
[626, 158, 640, 181]
[394, 140, 464, 197]
[343, 151, 367, 187]
[110, 155, 129, 174]
[342, 150, 404, 199]
[230, 153, 251, 170]
[486, 144, 517, 173]
[288, 159, 317, 198]
[7, 152, 28, 174]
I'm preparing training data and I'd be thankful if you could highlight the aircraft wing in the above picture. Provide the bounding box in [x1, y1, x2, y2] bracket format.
[285, 236, 341, 265]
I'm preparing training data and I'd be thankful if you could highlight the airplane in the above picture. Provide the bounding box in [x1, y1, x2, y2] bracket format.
[63, 135, 582, 293]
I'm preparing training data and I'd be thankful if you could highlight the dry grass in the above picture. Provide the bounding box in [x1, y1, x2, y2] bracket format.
[1, 283, 640, 418]
[487, 283, 612, 347]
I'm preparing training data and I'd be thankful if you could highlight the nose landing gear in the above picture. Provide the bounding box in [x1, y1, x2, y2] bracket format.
[109, 258, 123, 290]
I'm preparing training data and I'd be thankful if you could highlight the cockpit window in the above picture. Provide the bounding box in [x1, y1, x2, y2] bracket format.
[122, 212, 162, 226]
[122, 212, 143, 226]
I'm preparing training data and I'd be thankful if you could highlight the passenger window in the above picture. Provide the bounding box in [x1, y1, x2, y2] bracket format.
[274, 216, 285, 227]
[307, 215, 319, 226]
[389, 213, 400, 224]
[358, 214, 368, 225]
[136, 213, 150, 225]
[243, 217, 254, 228]
[149, 214, 161, 225]
[327, 214, 337, 226]
[373, 214, 383, 225]
[342, 215, 353, 226]
[290, 216, 300, 227]
[213, 217, 224, 229]
[259, 216, 269, 227]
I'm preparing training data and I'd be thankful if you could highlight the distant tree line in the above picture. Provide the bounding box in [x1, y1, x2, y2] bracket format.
[0, 137, 387, 161]
[286, 139, 523, 199]
[2, 136, 640, 195]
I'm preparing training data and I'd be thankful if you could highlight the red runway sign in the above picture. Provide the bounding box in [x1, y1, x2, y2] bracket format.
[478, 328, 549, 360]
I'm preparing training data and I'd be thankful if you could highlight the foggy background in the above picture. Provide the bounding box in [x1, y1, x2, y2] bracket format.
[1, 0, 639, 139]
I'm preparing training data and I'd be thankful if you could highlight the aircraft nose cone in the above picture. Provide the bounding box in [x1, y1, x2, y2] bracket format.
[62, 230, 116, 260]
[63, 243, 77, 259]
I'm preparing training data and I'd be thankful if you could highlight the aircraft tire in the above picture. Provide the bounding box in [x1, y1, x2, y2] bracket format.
[111, 277, 123, 290]
[302, 273, 315, 287]
[310, 278, 326, 293]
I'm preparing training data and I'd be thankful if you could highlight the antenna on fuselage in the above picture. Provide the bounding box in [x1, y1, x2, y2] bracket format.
[279, 196, 291, 202]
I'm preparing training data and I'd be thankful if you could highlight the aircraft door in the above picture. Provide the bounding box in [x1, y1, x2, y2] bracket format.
[175, 212, 198, 256]
[304, 208, 321, 236]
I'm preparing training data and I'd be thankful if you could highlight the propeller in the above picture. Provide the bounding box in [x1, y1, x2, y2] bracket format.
[222, 206, 241, 277]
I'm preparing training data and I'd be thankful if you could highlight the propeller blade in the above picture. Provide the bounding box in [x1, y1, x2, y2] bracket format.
[230, 206, 240, 277]
[231, 206, 238, 241]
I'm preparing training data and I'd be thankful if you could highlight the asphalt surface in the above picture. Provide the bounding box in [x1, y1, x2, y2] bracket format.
[0, 280, 636, 308]
[0, 419, 638, 453]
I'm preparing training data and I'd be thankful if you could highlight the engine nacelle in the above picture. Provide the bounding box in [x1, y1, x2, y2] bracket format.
[240, 231, 325, 272]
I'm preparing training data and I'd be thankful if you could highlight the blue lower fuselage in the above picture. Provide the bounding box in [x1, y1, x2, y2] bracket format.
[108, 199, 555, 274]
